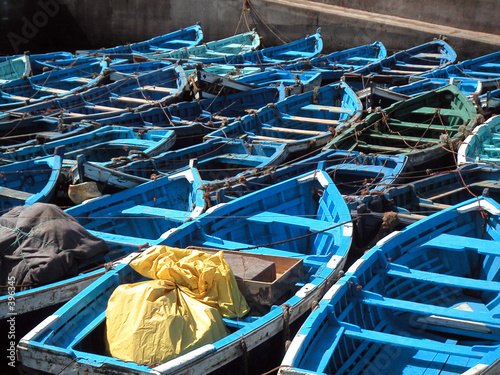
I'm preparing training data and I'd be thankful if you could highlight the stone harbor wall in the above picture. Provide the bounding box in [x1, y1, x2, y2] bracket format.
[1, 0, 499, 59]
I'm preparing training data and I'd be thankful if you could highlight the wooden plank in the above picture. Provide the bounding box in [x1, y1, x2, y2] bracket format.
[411, 107, 460, 116]
[38, 87, 70, 94]
[342, 323, 485, 358]
[421, 233, 500, 257]
[262, 126, 325, 136]
[300, 104, 351, 113]
[250, 135, 295, 143]
[355, 143, 406, 152]
[361, 290, 500, 326]
[141, 85, 175, 93]
[381, 69, 428, 75]
[0, 187, 33, 201]
[422, 180, 498, 201]
[368, 132, 439, 144]
[121, 205, 192, 222]
[247, 211, 334, 232]
[388, 120, 451, 131]
[209, 154, 268, 166]
[282, 114, 340, 125]
[86, 105, 122, 112]
[113, 96, 153, 104]
[9, 95, 31, 101]
[387, 262, 500, 292]
[414, 53, 447, 58]
[418, 202, 452, 210]
[394, 63, 439, 70]
[73, 77, 92, 83]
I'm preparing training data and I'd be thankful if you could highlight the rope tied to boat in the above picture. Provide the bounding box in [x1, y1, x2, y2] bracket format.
[282, 303, 292, 352]
[240, 336, 249, 375]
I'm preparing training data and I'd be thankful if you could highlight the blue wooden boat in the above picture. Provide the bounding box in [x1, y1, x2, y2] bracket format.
[77, 24, 204, 56]
[0, 84, 283, 152]
[357, 77, 482, 113]
[211, 149, 405, 253]
[146, 30, 262, 62]
[204, 29, 323, 66]
[29, 54, 106, 72]
[481, 87, 500, 115]
[278, 41, 387, 84]
[193, 66, 321, 98]
[0, 125, 176, 165]
[280, 196, 500, 375]
[0, 147, 64, 213]
[67, 165, 206, 242]
[0, 60, 110, 110]
[419, 50, 500, 93]
[73, 137, 288, 189]
[344, 39, 457, 91]
[348, 163, 500, 252]
[384, 164, 500, 216]
[458, 114, 500, 167]
[213, 149, 406, 205]
[0, 116, 96, 148]
[206, 81, 362, 155]
[392, 77, 482, 97]
[91, 83, 283, 130]
[5, 64, 189, 122]
[18, 168, 353, 375]
[0, 59, 175, 112]
[323, 84, 479, 169]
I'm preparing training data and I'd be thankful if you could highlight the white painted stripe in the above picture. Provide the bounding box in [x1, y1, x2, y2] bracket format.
[152, 344, 216, 374]
[281, 334, 306, 366]
[458, 199, 500, 216]
[20, 315, 59, 342]
[295, 283, 317, 298]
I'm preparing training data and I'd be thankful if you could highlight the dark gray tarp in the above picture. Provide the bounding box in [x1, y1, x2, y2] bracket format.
[0, 203, 109, 292]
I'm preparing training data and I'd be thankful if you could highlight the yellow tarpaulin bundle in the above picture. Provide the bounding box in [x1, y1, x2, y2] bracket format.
[106, 245, 250, 365]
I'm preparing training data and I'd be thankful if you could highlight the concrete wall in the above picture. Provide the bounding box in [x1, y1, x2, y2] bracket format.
[0, 0, 498, 61]
[246, 0, 500, 60]
[313, 0, 500, 35]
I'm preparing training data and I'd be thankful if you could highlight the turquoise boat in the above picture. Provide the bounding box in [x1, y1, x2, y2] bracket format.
[18, 168, 353, 375]
[280, 196, 500, 375]
[210, 29, 323, 66]
[0, 55, 30, 84]
[458, 114, 500, 167]
[146, 30, 261, 61]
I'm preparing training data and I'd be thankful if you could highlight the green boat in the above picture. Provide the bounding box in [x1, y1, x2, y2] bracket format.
[323, 84, 480, 169]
